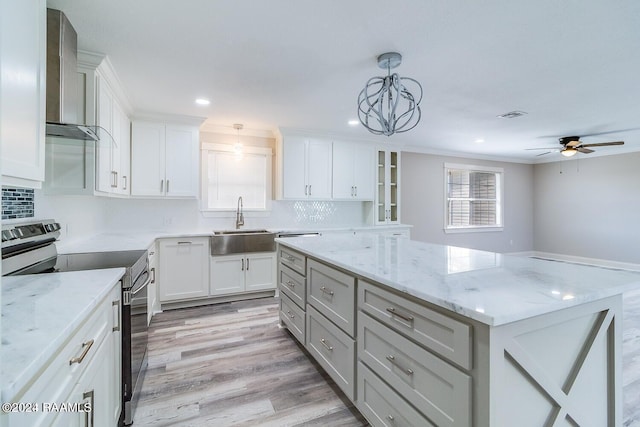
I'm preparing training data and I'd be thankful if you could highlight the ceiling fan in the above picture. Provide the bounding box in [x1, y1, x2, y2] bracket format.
[527, 136, 624, 157]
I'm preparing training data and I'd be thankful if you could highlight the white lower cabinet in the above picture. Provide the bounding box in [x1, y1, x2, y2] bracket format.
[210, 252, 276, 296]
[147, 241, 160, 322]
[158, 237, 209, 302]
[52, 335, 112, 427]
[3, 284, 121, 427]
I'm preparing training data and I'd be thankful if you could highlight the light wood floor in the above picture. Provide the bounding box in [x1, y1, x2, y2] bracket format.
[135, 297, 368, 426]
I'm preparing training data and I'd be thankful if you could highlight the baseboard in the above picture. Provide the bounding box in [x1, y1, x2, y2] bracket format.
[159, 290, 277, 311]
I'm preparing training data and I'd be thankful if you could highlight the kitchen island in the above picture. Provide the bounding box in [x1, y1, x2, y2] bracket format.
[275, 233, 640, 427]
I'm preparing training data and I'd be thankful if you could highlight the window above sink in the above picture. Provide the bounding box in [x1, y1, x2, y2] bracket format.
[200, 143, 273, 214]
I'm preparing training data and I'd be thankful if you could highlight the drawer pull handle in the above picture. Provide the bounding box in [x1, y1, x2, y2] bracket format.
[320, 338, 334, 351]
[69, 339, 95, 365]
[320, 286, 334, 296]
[112, 299, 120, 332]
[285, 280, 295, 288]
[386, 307, 414, 323]
[287, 310, 295, 319]
[285, 255, 296, 262]
[83, 389, 94, 427]
[386, 355, 414, 375]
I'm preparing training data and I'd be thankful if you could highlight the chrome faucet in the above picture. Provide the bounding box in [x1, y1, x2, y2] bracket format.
[236, 196, 244, 229]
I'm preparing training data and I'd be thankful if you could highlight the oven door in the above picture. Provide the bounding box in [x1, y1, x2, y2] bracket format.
[123, 269, 150, 426]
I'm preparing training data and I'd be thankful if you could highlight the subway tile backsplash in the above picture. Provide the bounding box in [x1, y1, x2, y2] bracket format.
[2, 187, 35, 220]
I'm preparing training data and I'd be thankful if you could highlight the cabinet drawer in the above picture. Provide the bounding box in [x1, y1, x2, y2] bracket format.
[358, 312, 471, 427]
[279, 246, 306, 276]
[357, 362, 435, 427]
[280, 293, 306, 345]
[358, 280, 472, 370]
[306, 305, 355, 400]
[307, 259, 355, 336]
[279, 264, 305, 309]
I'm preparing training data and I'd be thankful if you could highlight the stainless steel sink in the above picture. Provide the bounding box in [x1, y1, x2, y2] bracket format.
[210, 229, 276, 255]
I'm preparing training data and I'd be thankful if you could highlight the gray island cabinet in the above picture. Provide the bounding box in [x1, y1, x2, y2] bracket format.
[275, 234, 640, 427]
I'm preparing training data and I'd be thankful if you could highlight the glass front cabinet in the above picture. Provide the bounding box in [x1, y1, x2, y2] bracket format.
[375, 149, 400, 224]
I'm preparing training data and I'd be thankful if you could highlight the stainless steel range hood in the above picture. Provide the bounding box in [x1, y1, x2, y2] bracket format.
[46, 8, 98, 141]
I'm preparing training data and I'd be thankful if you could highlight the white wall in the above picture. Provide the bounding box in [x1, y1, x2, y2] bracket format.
[103, 198, 367, 232]
[34, 190, 109, 244]
[533, 152, 640, 264]
[401, 151, 535, 253]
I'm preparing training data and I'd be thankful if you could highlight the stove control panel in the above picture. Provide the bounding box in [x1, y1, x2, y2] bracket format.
[1, 220, 61, 244]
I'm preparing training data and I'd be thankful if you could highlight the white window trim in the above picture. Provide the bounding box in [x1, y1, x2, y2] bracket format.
[200, 143, 273, 216]
[443, 162, 504, 233]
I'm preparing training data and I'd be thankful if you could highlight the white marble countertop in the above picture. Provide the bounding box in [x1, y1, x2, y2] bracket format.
[55, 224, 412, 254]
[1, 268, 125, 402]
[276, 234, 640, 326]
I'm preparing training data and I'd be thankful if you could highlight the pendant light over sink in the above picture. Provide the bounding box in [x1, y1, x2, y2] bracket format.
[357, 52, 423, 136]
[233, 123, 244, 159]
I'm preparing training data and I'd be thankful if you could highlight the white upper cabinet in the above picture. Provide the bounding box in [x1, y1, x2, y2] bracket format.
[131, 121, 199, 198]
[96, 78, 114, 193]
[116, 104, 131, 194]
[375, 149, 401, 225]
[48, 53, 133, 197]
[332, 141, 374, 200]
[282, 136, 332, 199]
[95, 73, 130, 196]
[0, 0, 46, 188]
[165, 125, 198, 197]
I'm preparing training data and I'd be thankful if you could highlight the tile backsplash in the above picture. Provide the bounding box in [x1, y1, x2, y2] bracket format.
[2, 187, 35, 220]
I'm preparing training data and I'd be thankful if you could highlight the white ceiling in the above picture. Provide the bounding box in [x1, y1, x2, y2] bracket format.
[47, 0, 640, 163]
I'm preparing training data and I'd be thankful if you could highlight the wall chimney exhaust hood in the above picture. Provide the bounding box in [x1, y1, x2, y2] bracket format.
[46, 8, 98, 141]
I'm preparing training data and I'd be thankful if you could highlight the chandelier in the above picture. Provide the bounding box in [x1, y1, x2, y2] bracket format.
[358, 52, 423, 136]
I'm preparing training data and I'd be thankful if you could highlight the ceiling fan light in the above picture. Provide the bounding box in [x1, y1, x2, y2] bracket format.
[561, 148, 577, 157]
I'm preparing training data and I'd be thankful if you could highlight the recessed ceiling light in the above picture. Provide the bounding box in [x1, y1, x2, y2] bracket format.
[475, 138, 485, 144]
[497, 110, 527, 119]
[348, 119, 359, 126]
[195, 98, 210, 106]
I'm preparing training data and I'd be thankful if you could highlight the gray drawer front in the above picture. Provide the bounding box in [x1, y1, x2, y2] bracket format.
[279, 264, 305, 309]
[306, 305, 355, 400]
[358, 312, 471, 427]
[357, 362, 436, 427]
[307, 259, 355, 336]
[280, 293, 305, 345]
[358, 280, 472, 370]
[279, 247, 306, 276]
